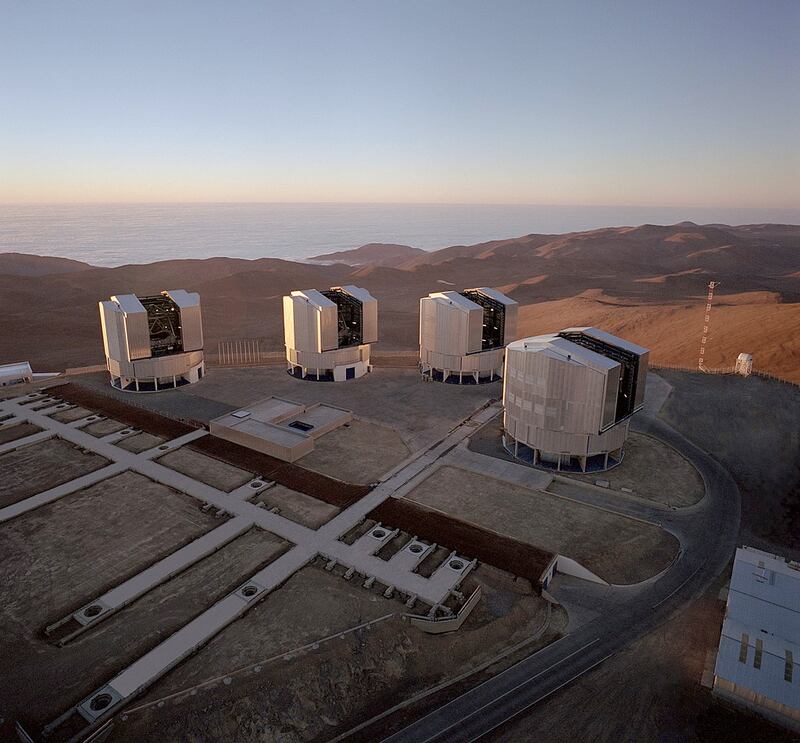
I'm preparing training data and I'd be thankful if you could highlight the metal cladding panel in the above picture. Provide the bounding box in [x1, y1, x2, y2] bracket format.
[111, 294, 150, 361]
[133, 350, 203, 378]
[163, 289, 199, 309]
[432, 291, 479, 312]
[289, 345, 363, 370]
[634, 350, 649, 410]
[602, 364, 621, 429]
[124, 313, 151, 360]
[99, 301, 123, 362]
[471, 286, 518, 307]
[318, 303, 338, 351]
[284, 295, 320, 354]
[420, 295, 478, 357]
[502, 300, 519, 344]
[467, 304, 483, 354]
[283, 296, 298, 350]
[338, 284, 377, 304]
[355, 291, 379, 344]
[460, 347, 505, 373]
[112, 293, 146, 316]
[179, 302, 204, 352]
[503, 338, 622, 456]
[290, 289, 338, 351]
[294, 289, 336, 310]
[562, 326, 650, 356]
[163, 289, 203, 352]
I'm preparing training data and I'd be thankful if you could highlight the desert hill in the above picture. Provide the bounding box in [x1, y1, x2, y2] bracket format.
[309, 243, 425, 267]
[1, 222, 798, 380]
[0, 252, 94, 276]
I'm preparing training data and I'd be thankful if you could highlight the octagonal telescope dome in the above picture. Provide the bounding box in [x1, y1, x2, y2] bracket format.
[283, 285, 378, 381]
[502, 328, 649, 472]
[98, 290, 204, 392]
[419, 287, 518, 384]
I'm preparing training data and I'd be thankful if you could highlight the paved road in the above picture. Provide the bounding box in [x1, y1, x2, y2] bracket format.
[382, 412, 741, 743]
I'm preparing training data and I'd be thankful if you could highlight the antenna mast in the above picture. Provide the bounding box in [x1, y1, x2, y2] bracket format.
[698, 280, 719, 372]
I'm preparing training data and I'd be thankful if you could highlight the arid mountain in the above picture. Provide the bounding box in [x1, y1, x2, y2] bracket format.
[1, 223, 798, 380]
[0, 252, 94, 276]
[309, 243, 425, 267]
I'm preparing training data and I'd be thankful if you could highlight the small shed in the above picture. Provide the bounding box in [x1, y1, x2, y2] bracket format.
[0, 361, 33, 387]
[735, 353, 753, 377]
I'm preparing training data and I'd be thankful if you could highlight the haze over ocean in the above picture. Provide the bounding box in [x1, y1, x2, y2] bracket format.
[2, 203, 799, 268]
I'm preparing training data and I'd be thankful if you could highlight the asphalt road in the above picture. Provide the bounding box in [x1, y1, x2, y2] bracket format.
[382, 412, 741, 743]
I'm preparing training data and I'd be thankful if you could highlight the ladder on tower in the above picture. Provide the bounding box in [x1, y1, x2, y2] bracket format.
[698, 280, 719, 372]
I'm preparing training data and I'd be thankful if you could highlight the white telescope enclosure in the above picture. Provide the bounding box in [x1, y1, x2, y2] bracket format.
[283, 285, 378, 381]
[419, 286, 518, 384]
[99, 290, 204, 392]
[503, 327, 649, 472]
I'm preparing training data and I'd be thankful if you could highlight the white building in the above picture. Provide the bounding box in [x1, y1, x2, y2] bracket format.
[210, 396, 352, 462]
[713, 546, 800, 731]
[99, 290, 204, 392]
[0, 361, 33, 387]
[735, 353, 754, 377]
[503, 327, 649, 472]
[283, 285, 378, 381]
[419, 287, 518, 384]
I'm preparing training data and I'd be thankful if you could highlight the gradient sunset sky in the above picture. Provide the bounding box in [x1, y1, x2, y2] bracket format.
[1, 0, 798, 206]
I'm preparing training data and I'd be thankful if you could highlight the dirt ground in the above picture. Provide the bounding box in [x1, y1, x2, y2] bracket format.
[82, 418, 129, 437]
[403, 465, 679, 584]
[116, 432, 164, 453]
[493, 574, 795, 743]
[109, 563, 564, 743]
[299, 419, 411, 484]
[0, 510, 288, 735]
[254, 483, 339, 528]
[190, 435, 370, 508]
[93, 366, 498, 454]
[49, 405, 94, 422]
[50, 382, 200, 439]
[0, 421, 42, 445]
[564, 431, 705, 507]
[157, 447, 254, 492]
[490, 372, 800, 742]
[658, 372, 800, 558]
[0, 437, 110, 507]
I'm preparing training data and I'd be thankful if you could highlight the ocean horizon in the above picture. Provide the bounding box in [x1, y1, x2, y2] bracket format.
[1, 202, 798, 268]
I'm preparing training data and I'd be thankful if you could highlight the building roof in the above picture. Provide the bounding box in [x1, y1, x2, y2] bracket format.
[428, 291, 482, 313]
[728, 546, 800, 642]
[290, 289, 337, 310]
[335, 285, 377, 304]
[561, 326, 649, 356]
[110, 293, 146, 315]
[507, 334, 619, 374]
[714, 546, 800, 710]
[465, 286, 518, 306]
[0, 361, 32, 378]
[163, 289, 200, 308]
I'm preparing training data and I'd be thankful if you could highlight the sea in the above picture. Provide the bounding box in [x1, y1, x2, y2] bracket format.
[1, 203, 798, 268]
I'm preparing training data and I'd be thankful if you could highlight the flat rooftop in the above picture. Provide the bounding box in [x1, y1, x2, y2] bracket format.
[210, 396, 353, 462]
[715, 546, 800, 711]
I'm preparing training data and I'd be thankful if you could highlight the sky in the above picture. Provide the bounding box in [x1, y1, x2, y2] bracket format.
[1, 0, 798, 207]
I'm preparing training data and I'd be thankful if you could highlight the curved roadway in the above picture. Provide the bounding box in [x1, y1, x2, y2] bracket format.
[382, 412, 741, 743]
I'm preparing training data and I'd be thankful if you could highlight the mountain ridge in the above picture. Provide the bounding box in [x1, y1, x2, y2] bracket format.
[1, 222, 798, 379]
